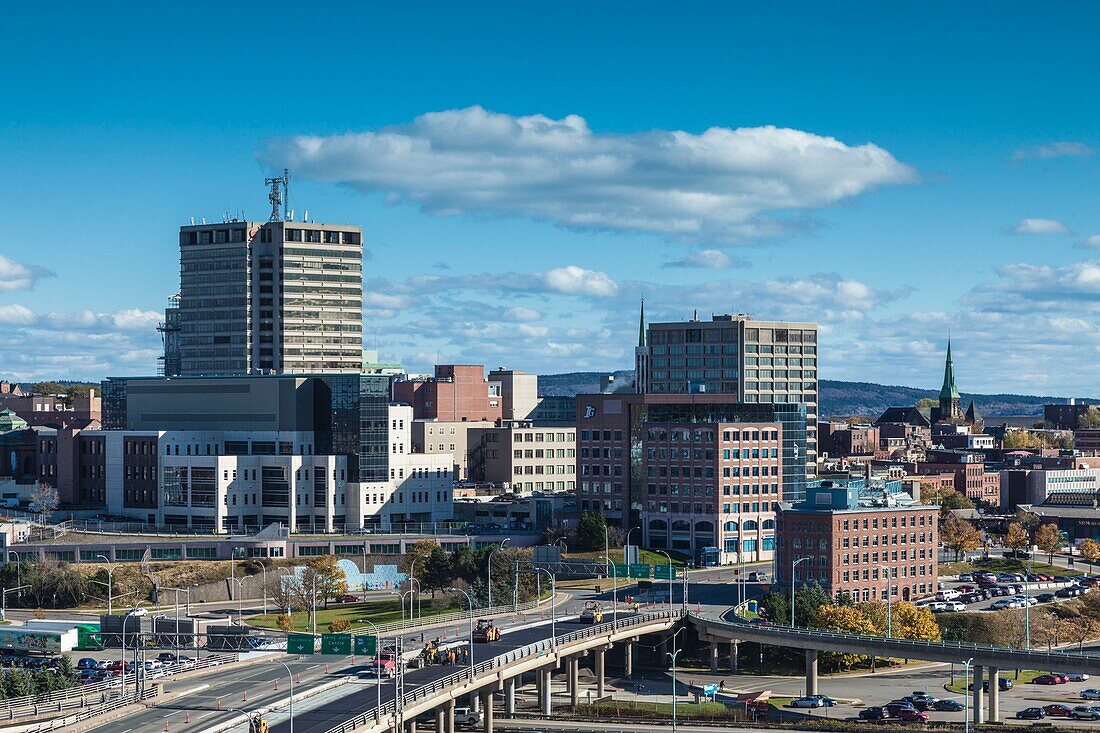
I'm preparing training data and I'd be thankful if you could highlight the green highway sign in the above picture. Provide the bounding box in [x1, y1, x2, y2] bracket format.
[321, 633, 352, 655]
[629, 563, 651, 579]
[654, 565, 678, 580]
[354, 635, 377, 656]
[287, 634, 315, 655]
[610, 563, 628, 578]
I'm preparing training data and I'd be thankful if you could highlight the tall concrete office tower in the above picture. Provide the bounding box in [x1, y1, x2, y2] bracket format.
[641, 312, 819, 478]
[175, 177, 363, 376]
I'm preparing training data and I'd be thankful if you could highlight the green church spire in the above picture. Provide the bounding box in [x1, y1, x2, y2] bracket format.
[638, 299, 646, 348]
[940, 339, 960, 400]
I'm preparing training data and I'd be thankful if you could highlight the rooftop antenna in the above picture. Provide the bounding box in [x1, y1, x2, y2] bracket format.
[189, 216, 195, 226]
[265, 168, 290, 222]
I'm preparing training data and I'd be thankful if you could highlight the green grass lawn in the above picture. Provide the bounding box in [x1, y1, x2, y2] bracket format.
[248, 599, 459, 633]
[945, 669, 1044, 694]
[940, 557, 1085, 577]
[564, 549, 689, 566]
[575, 700, 736, 719]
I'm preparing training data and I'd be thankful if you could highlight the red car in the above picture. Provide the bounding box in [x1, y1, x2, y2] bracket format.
[1045, 704, 1074, 717]
[897, 709, 930, 723]
[1034, 675, 1060, 685]
[337, 594, 359, 603]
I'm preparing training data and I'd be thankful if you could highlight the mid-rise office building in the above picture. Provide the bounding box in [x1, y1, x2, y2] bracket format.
[393, 365, 503, 422]
[776, 480, 939, 602]
[635, 311, 818, 476]
[468, 422, 577, 492]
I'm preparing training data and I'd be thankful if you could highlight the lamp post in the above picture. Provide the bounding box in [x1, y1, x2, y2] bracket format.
[275, 660, 295, 733]
[488, 538, 509, 610]
[625, 526, 640, 553]
[96, 554, 114, 615]
[1, 585, 30, 623]
[657, 550, 674, 613]
[535, 568, 556, 645]
[1025, 554, 1032, 650]
[400, 590, 415, 624]
[448, 587, 475, 679]
[791, 557, 811, 627]
[7, 551, 20, 594]
[878, 565, 893, 638]
[121, 612, 133, 695]
[231, 578, 245, 627]
[963, 657, 974, 733]
[600, 554, 618, 622]
[666, 629, 684, 733]
[258, 560, 268, 617]
[358, 620, 383, 714]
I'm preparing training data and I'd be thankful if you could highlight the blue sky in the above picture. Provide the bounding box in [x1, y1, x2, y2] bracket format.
[2, 2, 1100, 396]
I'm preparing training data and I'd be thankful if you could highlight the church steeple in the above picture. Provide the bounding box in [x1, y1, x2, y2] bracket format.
[940, 339, 961, 401]
[634, 299, 650, 394]
[638, 299, 646, 348]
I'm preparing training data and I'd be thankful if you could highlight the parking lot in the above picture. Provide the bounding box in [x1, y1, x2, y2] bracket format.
[916, 570, 1095, 614]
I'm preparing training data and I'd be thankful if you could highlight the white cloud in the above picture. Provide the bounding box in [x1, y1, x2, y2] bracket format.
[503, 307, 543, 322]
[663, 249, 748, 269]
[0, 254, 53, 292]
[262, 106, 915, 244]
[0, 304, 36, 325]
[1013, 141, 1095, 161]
[44, 309, 161, 331]
[1074, 235, 1100, 250]
[541, 266, 618, 297]
[1008, 218, 1070, 235]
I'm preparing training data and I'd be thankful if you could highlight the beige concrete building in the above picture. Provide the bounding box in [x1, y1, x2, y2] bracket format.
[468, 422, 577, 492]
[410, 419, 493, 481]
[488, 368, 539, 420]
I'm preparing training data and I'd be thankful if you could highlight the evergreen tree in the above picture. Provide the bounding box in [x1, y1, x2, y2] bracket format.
[575, 511, 607, 552]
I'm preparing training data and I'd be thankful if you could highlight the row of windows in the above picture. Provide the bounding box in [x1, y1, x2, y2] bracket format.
[283, 230, 360, 244]
[512, 464, 574, 475]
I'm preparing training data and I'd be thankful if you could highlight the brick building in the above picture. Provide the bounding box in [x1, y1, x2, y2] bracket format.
[393, 365, 503, 422]
[776, 481, 939, 602]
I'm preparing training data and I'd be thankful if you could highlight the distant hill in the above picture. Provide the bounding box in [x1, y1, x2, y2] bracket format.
[537, 371, 1084, 418]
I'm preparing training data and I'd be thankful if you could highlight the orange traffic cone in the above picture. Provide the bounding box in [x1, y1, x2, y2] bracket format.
[242, 690, 247, 702]
[216, 697, 221, 710]
[274, 678, 279, 690]
[296, 673, 301, 684]
[165, 722, 170, 732]
[185, 712, 190, 723]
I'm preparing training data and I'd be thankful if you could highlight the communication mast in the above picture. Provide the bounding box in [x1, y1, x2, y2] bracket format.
[265, 168, 290, 221]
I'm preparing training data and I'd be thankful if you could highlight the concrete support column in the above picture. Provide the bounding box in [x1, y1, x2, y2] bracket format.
[710, 641, 719, 673]
[540, 669, 552, 715]
[445, 699, 456, 733]
[504, 677, 516, 717]
[595, 648, 606, 699]
[435, 708, 445, 733]
[481, 689, 494, 733]
[406, 720, 417, 733]
[470, 692, 480, 713]
[623, 642, 633, 678]
[730, 641, 739, 674]
[805, 649, 818, 697]
[568, 657, 579, 707]
[972, 665, 985, 725]
[988, 667, 1000, 723]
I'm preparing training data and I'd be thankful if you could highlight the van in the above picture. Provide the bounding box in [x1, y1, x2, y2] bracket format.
[935, 589, 961, 602]
[0, 499, 18, 508]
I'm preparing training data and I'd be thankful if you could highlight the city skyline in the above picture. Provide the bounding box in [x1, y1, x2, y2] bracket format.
[2, 3, 1100, 395]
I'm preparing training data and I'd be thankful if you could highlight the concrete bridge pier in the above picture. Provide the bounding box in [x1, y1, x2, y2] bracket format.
[623, 641, 633, 677]
[504, 677, 516, 717]
[972, 665, 985, 725]
[480, 688, 495, 733]
[435, 707, 445, 733]
[988, 667, 1000, 723]
[730, 641, 739, 673]
[445, 699, 455, 733]
[805, 649, 818, 696]
[710, 641, 720, 673]
[538, 668, 552, 715]
[595, 647, 606, 698]
[568, 656, 579, 706]
[405, 719, 417, 733]
[469, 692, 480, 713]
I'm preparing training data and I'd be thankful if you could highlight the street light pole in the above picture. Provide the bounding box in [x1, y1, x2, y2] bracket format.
[666, 631, 683, 733]
[601, 554, 618, 622]
[878, 565, 893, 637]
[448, 587, 475, 679]
[275, 660, 295, 733]
[231, 578, 244, 627]
[96, 554, 114, 616]
[963, 657, 974, 733]
[1025, 555, 1032, 649]
[258, 560, 268, 617]
[791, 557, 811, 627]
[359, 620, 383, 715]
[535, 568, 556, 645]
[657, 550, 674, 613]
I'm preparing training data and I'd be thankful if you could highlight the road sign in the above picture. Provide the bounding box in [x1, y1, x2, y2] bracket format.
[321, 633, 352, 655]
[610, 563, 628, 578]
[354, 635, 377, 656]
[629, 563, 651, 579]
[287, 634, 315, 655]
[654, 565, 678, 580]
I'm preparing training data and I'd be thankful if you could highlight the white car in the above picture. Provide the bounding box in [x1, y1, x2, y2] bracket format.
[1013, 596, 1039, 606]
[1063, 673, 1091, 682]
[990, 599, 1020, 610]
[928, 601, 947, 612]
[942, 601, 966, 612]
[790, 696, 826, 708]
[935, 589, 962, 602]
[453, 707, 483, 726]
[126, 607, 148, 617]
[1080, 689, 1100, 700]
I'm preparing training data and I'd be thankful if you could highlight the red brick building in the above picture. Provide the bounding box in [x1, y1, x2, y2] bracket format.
[392, 365, 503, 422]
[776, 481, 939, 602]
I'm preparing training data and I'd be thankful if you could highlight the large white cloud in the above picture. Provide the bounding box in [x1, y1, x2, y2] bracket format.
[262, 106, 915, 244]
[0, 254, 53, 292]
[542, 266, 618, 297]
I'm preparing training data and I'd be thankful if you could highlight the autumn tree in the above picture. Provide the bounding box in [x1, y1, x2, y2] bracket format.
[1081, 539, 1100, 572]
[1035, 523, 1065, 566]
[941, 514, 982, 561]
[275, 614, 293, 632]
[1080, 408, 1100, 429]
[812, 604, 876, 669]
[402, 540, 440, 577]
[891, 602, 941, 641]
[856, 600, 888, 636]
[793, 581, 832, 628]
[1004, 523, 1031, 554]
[308, 556, 349, 609]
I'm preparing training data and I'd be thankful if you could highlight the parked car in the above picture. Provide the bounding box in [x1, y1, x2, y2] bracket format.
[981, 678, 1013, 692]
[747, 571, 768, 582]
[790, 696, 826, 708]
[859, 707, 891, 721]
[1034, 674, 1061, 685]
[958, 573, 974, 582]
[990, 599, 1018, 610]
[933, 700, 965, 712]
[337, 594, 359, 603]
[896, 709, 929, 723]
[956, 585, 976, 593]
[1017, 707, 1047, 720]
[1044, 704, 1074, 717]
[76, 657, 99, 670]
[1037, 592, 1056, 603]
[126, 607, 148, 617]
[935, 589, 961, 601]
[1006, 549, 1032, 559]
[1058, 586, 1084, 598]
[910, 692, 938, 704]
[928, 601, 947, 612]
[453, 707, 483, 727]
[1073, 706, 1100, 720]
[1061, 673, 1091, 682]
[1080, 689, 1100, 700]
[885, 702, 917, 717]
[1013, 595, 1039, 606]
